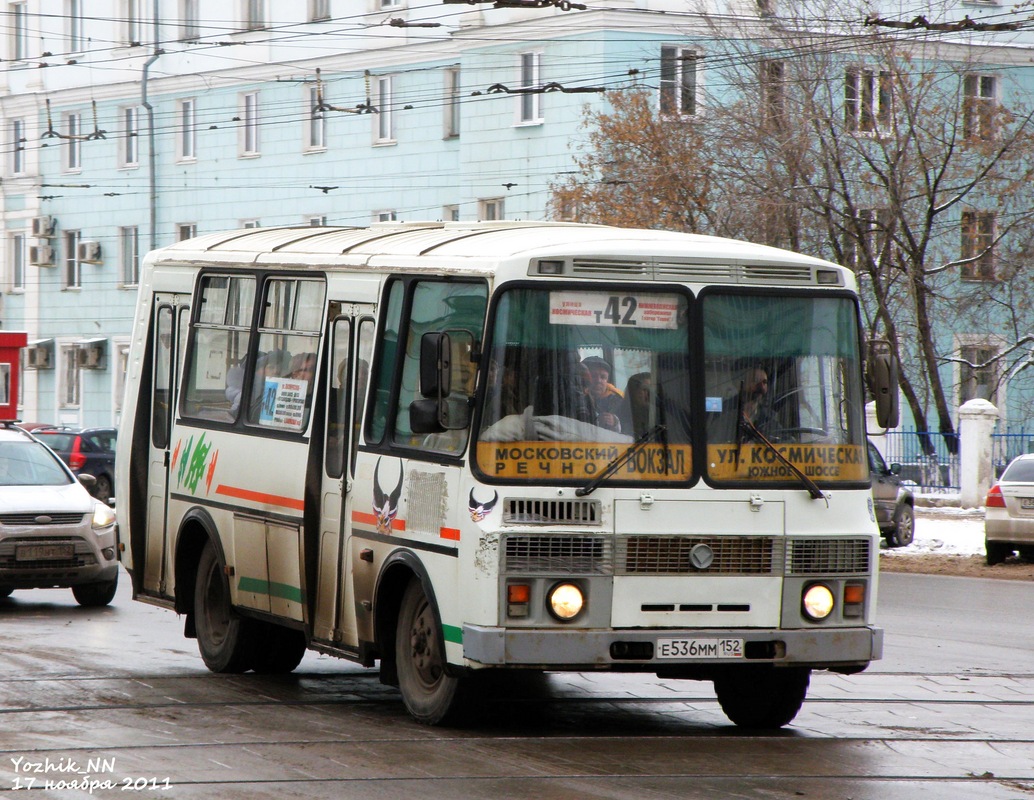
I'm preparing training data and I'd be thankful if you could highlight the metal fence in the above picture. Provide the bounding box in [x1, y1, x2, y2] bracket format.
[991, 427, 1034, 478]
[881, 429, 960, 492]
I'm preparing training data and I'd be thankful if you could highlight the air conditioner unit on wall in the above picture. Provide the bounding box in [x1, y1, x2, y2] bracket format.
[29, 244, 54, 266]
[76, 338, 106, 369]
[26, 340, 53, 370]
[77, 240, 102, 264]
[31, 215, 56, 238]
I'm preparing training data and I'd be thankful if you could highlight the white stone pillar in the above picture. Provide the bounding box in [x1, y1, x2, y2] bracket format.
[959, 399, 998, 508]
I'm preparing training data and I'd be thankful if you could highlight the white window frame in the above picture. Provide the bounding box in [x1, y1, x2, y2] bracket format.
[180, 0, 199, 41]
[241, 91, 260, 156]
[9, 233, 25, 291]
[65, 113, 82, 171]
[310, 0, 330, 21]
[11, 118, 25, 175]
[242, 219, 260, 228]
[306, 85, 326, 150]
[374, 76, 394, 143]
[121, 106, 139, 167]
[961, 209, 996, 281]
[443, 204, 459, 222]
[517, 52, 542, 124]
[10, 2, 27, 61]
[178, 98, 196, 161]
[845, 67, 893, 134]
[955, 335, 1004, 409]
[244, 0, 265, 31]
[120, 225, 140, 286]
[64, 229, 82, 289]
[307, 215, 327, 226]
[963, 73, 997, 141]
[660, 45, 699, 118]
[479, 198, 504, 221]
[60, 343, 81, 409]
[177, 223, 197, 241]
[444, 67, 460, 138]
[125, 0, 142, 45]
[67, 0, 83, 52]
[375, 210, 397, 222]
[113, 341, 131, 419]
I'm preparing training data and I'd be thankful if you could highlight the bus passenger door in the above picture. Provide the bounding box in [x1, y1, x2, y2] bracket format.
[143, 297, 188, 597]
[314, 310, 375, 647]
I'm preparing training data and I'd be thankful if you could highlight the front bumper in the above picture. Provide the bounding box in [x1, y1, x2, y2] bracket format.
[0, 527, 119, 589]
[463, 624, 883, 670]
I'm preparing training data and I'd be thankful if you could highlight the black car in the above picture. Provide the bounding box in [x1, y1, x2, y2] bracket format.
[868, 439, 915, 548]
[32, 427, 117, 503]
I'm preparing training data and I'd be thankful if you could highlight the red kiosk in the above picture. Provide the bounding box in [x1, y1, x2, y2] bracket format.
[0, 332, 28, 422]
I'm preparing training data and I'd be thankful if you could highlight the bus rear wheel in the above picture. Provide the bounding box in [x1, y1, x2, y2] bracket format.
[194, 540, 255, 673]
[713, 666, 810, 729]
[395, 578, 463, 725]
[251, 622, 307, 674]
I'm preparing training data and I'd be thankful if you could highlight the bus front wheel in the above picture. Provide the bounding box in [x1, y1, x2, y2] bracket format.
[395, 578, 463, 725]
[194, 540, 255, 673]
[713, 666, 810, 729]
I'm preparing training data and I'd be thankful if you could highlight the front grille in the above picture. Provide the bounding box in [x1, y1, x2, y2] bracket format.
[504, 498, 600, 526]
[502, 535, 611, 574]
[786, 538, 871, 575]
[617, 536, 781, 575]
[0, 512, 87, 526]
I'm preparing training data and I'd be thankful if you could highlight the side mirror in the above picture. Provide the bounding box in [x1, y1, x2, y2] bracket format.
[869, 352, 900, 430]
[419, 332, 451, 399]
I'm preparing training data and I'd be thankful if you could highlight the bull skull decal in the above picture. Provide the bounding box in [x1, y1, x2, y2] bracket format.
[373, 457, 404, 533]
[468, 489, 499, 523]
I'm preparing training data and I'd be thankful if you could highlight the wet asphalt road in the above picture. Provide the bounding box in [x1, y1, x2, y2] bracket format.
[0, 569, 1032, 799]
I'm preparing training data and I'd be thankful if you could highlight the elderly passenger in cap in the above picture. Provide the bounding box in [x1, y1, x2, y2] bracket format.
[581, 356, 624, 432]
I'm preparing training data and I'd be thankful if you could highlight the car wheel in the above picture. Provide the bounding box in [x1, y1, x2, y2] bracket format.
[888, 504, 915, 548]
[985, 540, 1012, 566]
[713, 666, 811, 729]
[194, 540, 255, 673]
[93, 474, 113, 503]
[72, 575, 118, 607]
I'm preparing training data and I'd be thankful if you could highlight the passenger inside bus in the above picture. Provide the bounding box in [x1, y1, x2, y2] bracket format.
[618, 372, 653, 438]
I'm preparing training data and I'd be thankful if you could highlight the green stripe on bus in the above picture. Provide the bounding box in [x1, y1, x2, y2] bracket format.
[443, 624, 463, 645]
[237, 577, 304, 604]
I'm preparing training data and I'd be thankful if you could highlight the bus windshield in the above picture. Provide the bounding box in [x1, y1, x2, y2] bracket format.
[475, 286, 692, 484]
[702, 292, 867, 485]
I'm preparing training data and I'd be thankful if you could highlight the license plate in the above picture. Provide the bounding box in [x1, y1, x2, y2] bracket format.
[656, 638, 744, 659]
[15, 544, 74, 562]
[1022, 498, 1034, 509]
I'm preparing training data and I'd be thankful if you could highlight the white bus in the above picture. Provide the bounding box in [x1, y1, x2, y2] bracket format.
[116, 221, 897, 728]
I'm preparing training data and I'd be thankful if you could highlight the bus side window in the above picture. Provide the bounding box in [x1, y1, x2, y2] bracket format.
[326, 318, 351, 479]
[352, 319, 375, 472]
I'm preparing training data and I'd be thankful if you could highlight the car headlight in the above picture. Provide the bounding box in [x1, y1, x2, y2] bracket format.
[802, 583, 835, 621]
[547, 582, 585, 621]
[92, 502, 116, 530]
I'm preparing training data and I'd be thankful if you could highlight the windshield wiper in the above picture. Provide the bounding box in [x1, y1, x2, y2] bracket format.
[576, 425, 666, 497]
[739, 416, 826, 501]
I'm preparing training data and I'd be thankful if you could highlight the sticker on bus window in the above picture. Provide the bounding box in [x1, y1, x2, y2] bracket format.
[549, 292, 680, 330]
[258, 377, 308, 431]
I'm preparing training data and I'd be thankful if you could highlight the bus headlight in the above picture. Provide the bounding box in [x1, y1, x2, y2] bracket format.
[802, 583, 835, 621]
[547, 582, 585, 621]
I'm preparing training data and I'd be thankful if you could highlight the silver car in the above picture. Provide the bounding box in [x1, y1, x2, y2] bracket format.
[0, 423, 118, 606]
[985, 453, 1034, 565]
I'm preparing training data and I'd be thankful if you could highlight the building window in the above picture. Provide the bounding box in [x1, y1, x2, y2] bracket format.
[68, 0, 84, 52]
[120, 226, 139, 286]
[242, 92, 260, 155]
[479, 198, 504, 221]
[10, 233, 24, 291]
[380, 0, 400, 7]
[310, 0, 329, 20]
[11, 2, 27, 60]
[845, 67, 892, 133]
[178, 223, 197, 241]
[11, 119, 25, 175]
[444, 68, 460, 138]
[121, 106, 139, 167]
[963, 74, 996, 141]
[125, 0, 142, 45]
[61, 344, 81, 408]
[660, 45, 698, 118]
[307, 86, 325, 149]
[844, 207, 890, 269]
[443, 204, 459, 222]
[308, 215, 327, 226]
[65, 113, 81, 170]
[374, 76, 394, 143]
[180, 0, 199, 41]
[375, 211, 397, 222]
[761, 60, 785, 129]
[64, 230, 82, 289]
[517, 52, 542, 124]
[114, 343, 131, 416]
[961, 210, 995, 281]
[242, 220, 260, 228]
[244, 0, 264, 30]
[959, 343, 1000, 406]
[178, 99, 196, 160]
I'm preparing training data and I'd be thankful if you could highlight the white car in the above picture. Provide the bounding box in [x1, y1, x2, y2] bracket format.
[0, 423, 118, 606]
[984, 453, 1034, 565]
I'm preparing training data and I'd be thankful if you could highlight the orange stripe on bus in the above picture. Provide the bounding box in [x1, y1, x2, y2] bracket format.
[440, 527, 460, 541]
[215, 484, 305, 511]
[351, 510, 406, 531]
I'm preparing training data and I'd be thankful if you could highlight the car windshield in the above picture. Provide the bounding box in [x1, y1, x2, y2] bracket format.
[0, 441, 72, 486]
[1001, 459, 1034, 482]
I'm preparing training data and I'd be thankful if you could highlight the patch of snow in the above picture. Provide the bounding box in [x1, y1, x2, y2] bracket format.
[883, 506, 985, 556]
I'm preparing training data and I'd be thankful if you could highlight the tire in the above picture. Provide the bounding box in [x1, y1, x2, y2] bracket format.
[1019, 547, 1034, 562]
[194, 541, 255, 673]
[713, 666, 811, 729]
[93, 474, 113, 503]
[395, 578, 463, 725]
[251, 622, 307, 674]
[985, 540, 1012, 566]
[0, 587, 13, 599]
[888, 504, 915, 548]
[72, 575, 118, 607]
